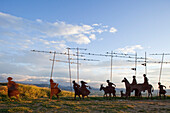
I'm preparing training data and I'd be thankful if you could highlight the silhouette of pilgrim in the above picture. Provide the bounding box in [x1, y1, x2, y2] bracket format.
[106, 80, 116, 88]
[50, 79, 61, 101]
[143, 74, 149, 85]
[7, 77, 19, 100]
[158, 82, 166, 99]
[131, 76, 137, 85]
[79, 81, 90, 97]
[72, 80, 81, 99]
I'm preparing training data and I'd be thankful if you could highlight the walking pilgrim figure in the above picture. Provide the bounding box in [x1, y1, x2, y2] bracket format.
[50, 79, 61, 101]
[72, 80, 81, 100]
[79, 81, 91, 99]
[158, 82, 166, 99]
[7, 77, 20, 100]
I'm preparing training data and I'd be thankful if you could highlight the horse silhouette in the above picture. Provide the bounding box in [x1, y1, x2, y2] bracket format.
[100, 84, 116, 98]
[122, 77, 154, 99]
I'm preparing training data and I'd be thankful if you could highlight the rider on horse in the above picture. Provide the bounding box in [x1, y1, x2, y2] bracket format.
[131, 76, 137, 85]
[106, 80, 116, 88]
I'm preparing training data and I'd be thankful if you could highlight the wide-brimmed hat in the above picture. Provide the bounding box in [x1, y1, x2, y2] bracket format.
[50, 79, 53, 83]
[81, 81, 87, 84]
[7, 77, 13, 81]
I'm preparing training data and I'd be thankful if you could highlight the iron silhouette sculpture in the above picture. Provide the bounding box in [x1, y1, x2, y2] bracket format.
[50, 79, 61, 101]
[7, 77, 19, 100]
[131, 76, 141, 97]
[72, 80, 91, 100]
[158, 82, 166, 99]
[79, 81, 91, 99]
[122, 77, 154, 99]
[100, 84, 116, 98]
[120, 90, 126, 98]
[72, 80, 82, 100]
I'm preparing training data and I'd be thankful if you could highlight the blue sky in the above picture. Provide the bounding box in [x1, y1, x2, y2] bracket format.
[0, 0, 170, 89]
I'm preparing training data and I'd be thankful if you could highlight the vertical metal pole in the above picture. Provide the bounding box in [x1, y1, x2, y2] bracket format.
[110, 51, 113, 82]
[50, 51, 56, 79]
[159, 53, 164, 82]
[135, 52, 137, 76]
[67, 48, 72, 92]
[145, 52, 147, 75]
[77, 48, 79, 84]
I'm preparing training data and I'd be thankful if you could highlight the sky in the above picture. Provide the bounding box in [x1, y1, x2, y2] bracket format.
[0, 0, 170, 89]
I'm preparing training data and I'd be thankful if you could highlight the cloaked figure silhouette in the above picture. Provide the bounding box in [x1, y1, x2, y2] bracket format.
[158, 82, 166, 99]
[79, 81, 91, 99]
[50, 79, 61, 101]
[131, 76, 141, 97]
[7, 77, 19, 100]
[72, 80, 81, 100]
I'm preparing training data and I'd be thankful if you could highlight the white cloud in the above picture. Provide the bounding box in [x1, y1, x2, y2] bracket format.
[110, 27, 117, 33]
[89, 34, 96, 40]
[0, 12, 116, 46]
[116, 45, 143, 54]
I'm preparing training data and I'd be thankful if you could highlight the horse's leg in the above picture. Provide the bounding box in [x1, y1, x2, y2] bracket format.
[50, 93, 53, 101]
[74, 94, 76, 100]
[57, 95, 60, 101]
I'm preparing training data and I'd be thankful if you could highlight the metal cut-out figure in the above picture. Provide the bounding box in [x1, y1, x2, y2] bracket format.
[143, 74, 149, 85]
[100, 84, 116, 98]
[79, 81, 91, 99]
[131, 76, 140, 97]
[122, 77, 154, 99]
[120, 90, 126, 98]
[7, 77, 19, 100]
[158, 82, 166, 99]
[72, 80, 81, 100]
[50, 79, 61, 101]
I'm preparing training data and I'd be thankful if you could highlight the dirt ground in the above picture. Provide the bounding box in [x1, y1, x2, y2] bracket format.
[0, 97, 170, 113]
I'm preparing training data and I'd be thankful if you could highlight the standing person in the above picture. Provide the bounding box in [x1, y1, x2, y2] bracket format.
[7, 77, 19, 100]
[50, 79, 61, 101]
[158, 82, 166, 99]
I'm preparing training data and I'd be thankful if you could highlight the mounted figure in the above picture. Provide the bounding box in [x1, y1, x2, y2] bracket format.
[158, 82, 166, 99]
[72, 80, 81, 100]
[7, 77, 20, 100]
[131, 76, 141, 97]
[100, 84, 116, 98]
[122, 77, 154, 99]
[50, 79, 61, 101]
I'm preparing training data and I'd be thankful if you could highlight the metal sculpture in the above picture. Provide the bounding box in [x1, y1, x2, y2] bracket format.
[100, 84, 116, 98]
[7, 77, 19, 100]
[50, 79, 61, 101]
[158, 82, 166, 99]
[122, 77, 154, 99]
